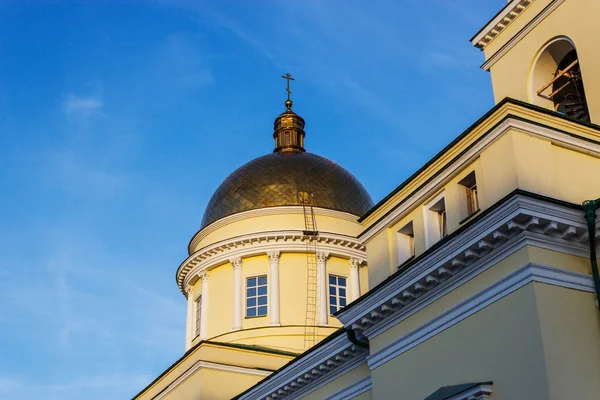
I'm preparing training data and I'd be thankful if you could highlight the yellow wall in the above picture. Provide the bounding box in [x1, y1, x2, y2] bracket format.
[190, 252, 369, 353]
[482, 0, 600, 122]
[134, 343, 293, 400]
[192, 210, 363, 252]
[534, 283, 600, 400]
[370, 284, 550, 399]
[370, 246, 590, 353]
[302, 363, 371, 400]
[363, 117, 600, 288]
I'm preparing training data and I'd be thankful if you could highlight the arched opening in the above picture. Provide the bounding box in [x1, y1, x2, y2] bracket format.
[530, 37, 590, 122]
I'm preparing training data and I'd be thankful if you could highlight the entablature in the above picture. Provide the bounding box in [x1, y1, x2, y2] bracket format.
[177, 230, 367, 294]
[339, 192, 598, 342]
[470, 0, 535, 50]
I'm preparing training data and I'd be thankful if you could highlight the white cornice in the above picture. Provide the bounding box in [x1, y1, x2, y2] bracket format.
[236, 333, 369, 400]
[471, 0, 535, 50]
[367, 263, 593, 370]
[178, 230, 367, 294]
[480, 0, 565, 71]
[155, 360, 271, 400]
[189, 206, 361, 254]
[340, 195, 595, 337]
[359, 116, 600, 243]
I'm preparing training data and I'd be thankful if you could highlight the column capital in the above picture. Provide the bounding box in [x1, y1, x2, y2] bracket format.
[316, 252, 329, 263]
[267, 251, 281, 263]
[185, 286, 194, 297]
[350, 258, 361, 270]
[199, 271, 210, 281]
[230, 257, 243, 270]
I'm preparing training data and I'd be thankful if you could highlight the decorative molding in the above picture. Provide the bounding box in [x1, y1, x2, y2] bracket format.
[324, 376, 371, 400]
[189, 206, 361, 253]
[367, 263, 594, 370]
[178, 230, 367, 294]
[471, 0, 535, 50]
[154, 360, 271, 400]
[481, 0, 565, 71]
[236, 333, 368, 400]
[268, 251, 281, 263]
[359, 116, 600, 243]
[340, 194, 593, 335]
[316, 252, 330, 263]
[231, 257, 243, 270]
[448, 383, 493, 400]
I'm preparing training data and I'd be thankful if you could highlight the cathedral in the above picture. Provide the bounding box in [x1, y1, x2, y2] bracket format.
[133, 0, 600, 399]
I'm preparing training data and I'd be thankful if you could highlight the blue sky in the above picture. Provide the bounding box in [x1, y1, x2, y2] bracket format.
[0, 1, 503, 398]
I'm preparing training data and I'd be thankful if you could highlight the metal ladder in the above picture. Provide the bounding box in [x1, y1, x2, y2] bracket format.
[299, 191, 319, 348]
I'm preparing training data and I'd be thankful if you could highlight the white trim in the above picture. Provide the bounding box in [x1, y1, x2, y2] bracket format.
[367, 263, 593, 370]
[359, 116, 600, 243]
[236, 333, 368, 400]
[189, 206, 361, 252]
[324, 376, 372, 400]
[471, 0, 535, 49]
[154, 360, 271, 400]
[363, 231, 589, 339]
[245, 273, 269, 319]
[342, 194, 590, 328]
[179, 230, 367, 293]
[285, 356, 366, 400]
[481, 0, 565, 71]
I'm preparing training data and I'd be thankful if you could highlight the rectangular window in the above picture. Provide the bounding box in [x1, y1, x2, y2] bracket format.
[459, 171, 479, 220]
[329, 275, 347, 315]
[424, 192, 447, 249]
[246, 275, 268, 317]
[397, 221, 415, 266]
[195, 295, 202, 337]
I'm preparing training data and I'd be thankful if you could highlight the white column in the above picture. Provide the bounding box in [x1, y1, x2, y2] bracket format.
[199, 271, 209, 340]
[316, 252, 329, 326]
[268, 251, 281, 326]
[231, 257, 243, 331]
[185, 286, 194, 350]
[350, 258, 361, 302]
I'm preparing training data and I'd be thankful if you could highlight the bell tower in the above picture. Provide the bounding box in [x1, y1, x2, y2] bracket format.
[471, 0, 600, 123]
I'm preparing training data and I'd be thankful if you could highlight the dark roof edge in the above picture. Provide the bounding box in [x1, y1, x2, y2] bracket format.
[358, 97, 600, 226]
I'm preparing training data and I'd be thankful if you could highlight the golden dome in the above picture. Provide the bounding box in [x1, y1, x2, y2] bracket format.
[201, 151, 374, 227]
[200, 75, 373, 228]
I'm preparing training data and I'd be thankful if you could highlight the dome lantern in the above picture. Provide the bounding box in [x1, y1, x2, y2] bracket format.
[273, 73, 306, 153]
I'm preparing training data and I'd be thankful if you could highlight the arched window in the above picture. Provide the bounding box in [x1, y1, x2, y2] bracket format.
[531, 37, 590, 122]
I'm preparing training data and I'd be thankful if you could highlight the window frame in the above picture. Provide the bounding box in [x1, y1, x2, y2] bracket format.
[194, 294, 202, 338]
[396, 221, 415, 266]
[245, 274, 268, 318]
[423, 190, 447, 249]
[328, 274, 348, 315]
[458, 171, 480, 222]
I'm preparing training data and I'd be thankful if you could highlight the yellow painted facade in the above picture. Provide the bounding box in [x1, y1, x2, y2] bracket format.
[134, 1, 600, 399]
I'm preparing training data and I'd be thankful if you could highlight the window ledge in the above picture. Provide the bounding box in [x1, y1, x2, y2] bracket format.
[245, 315, 268, 319]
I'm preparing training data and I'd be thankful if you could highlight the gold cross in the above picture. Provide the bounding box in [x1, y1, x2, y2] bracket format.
[282, 73, 295, 101]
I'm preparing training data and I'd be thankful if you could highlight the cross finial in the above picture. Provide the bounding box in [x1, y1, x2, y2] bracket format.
[281, 72, 295, 109]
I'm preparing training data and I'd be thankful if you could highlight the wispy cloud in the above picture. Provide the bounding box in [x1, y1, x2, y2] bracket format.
[63, 95, 103, 116]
